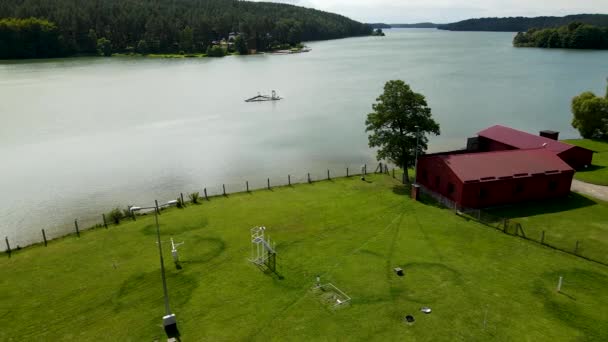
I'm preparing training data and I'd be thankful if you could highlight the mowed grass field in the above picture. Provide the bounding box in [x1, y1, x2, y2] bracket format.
[564, 139, 608, 186]
[1, 174, 608, 341]
[487, 192, 608, 265]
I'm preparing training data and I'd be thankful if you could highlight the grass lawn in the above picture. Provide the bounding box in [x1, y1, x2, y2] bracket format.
[1, 174, 608, 341]
[564, 139, 608, 186]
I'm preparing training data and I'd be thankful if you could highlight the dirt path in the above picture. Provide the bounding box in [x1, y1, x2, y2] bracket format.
[571, 179, 608, 202]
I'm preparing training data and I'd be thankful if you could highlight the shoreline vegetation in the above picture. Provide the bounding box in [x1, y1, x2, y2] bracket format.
[0, 0, 371, 60]
[112, 45, 312, 59]
[514, 22, 608, 49]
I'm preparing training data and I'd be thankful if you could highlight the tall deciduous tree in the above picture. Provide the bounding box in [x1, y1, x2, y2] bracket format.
[234, 34, 248, 55]
[366, 80, 440, 183]
[571, 80, 608, 139]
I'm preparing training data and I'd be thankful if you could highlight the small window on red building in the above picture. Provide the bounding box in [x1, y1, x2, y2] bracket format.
[422, 169, 428, 181]
[479, 188, 488, 199]
[514, 183, 524, 194]
[548, 180, 558, 192]
[448, 183, 455, 195]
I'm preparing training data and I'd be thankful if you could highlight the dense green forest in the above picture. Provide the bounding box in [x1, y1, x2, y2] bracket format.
[0, 0, 371, 59]
[438, 14, 608, 32]
[514, 22, 608, 49]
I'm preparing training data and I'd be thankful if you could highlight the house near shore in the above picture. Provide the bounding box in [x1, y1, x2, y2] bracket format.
[416, 125, 594, 209]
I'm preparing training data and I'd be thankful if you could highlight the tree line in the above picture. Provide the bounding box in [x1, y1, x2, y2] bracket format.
[514, 22, 608, 49]
[437, 14, 608, 32]
[0, 0, 372, 59]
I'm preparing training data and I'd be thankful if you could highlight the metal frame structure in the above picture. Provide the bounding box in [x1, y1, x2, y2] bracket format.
[317, 283, 351, 307]
[249, 226, 277, 272]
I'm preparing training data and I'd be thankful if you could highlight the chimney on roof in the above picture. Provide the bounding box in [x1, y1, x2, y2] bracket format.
[540, 130, 559, 141]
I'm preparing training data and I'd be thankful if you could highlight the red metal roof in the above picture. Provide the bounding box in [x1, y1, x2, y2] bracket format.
[477, 125, 574, 154]
[440, 149, 573, 182]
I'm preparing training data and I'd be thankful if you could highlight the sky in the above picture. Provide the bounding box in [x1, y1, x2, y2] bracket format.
[252, 0, 608, 24]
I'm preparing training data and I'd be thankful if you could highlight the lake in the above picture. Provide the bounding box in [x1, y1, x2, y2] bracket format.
[1, 28, 607, 249]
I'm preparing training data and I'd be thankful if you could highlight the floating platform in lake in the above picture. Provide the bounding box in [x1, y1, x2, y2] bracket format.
[245, 90, 282, 102]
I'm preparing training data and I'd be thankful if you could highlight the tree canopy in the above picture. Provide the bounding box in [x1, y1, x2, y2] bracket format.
[0, 17, 64, 59]
[0, 0, 371, 59]
[365, 80, 441, 183]
[571, 80, 608, 139]
[514, 22, 608, 49]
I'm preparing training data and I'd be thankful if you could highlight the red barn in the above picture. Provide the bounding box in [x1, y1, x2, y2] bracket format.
[416, 149, 574, 209]
[476, 125, 593, 170]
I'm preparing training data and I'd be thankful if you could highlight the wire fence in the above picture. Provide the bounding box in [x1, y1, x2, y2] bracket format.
[3, 162, 396, 255]
[417, 184, 608, 267]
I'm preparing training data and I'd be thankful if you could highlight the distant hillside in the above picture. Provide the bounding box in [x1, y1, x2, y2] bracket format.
[438, 14, 608, 32]
[369, 23, 391, 29]
[0, 0, 372, 59]
[391, 23, 439, 28]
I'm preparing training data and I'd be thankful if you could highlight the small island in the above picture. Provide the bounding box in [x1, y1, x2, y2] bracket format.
[371, 28, 386, 36]
[513, 22, 608, 49]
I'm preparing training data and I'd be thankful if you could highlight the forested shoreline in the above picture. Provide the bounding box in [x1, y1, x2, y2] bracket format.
[514, 22, 608, 49]
[438, 14, 608, 32]
[0, 0, 371, 59]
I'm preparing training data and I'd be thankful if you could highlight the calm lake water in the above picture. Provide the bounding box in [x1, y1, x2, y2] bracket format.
[1, 29, 607, 248]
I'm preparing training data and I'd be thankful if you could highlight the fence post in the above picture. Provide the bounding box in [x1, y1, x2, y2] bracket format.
[541, 231, 545, 244]
[223, 184, 226, 196]
[246, 181, 249, 192]
[129, 205, 136, 221]
[364, 164, 367, 175]
[288, 175, 291, 186]
[392, 168, 395, 178]
[575, 241, 580, 255]
[181, 192, 185, 204]
[347, 167, 349, 177]
[74, 219, 80, 237]
[308, 173, 311, 183]
[5, 236, 11, 256]
[102, 214, 108, 229]
[267, 178, 271, 190]
[204, 188, 209, 200]
[42, 229, 48, 247]
[327, 169, 330, 180]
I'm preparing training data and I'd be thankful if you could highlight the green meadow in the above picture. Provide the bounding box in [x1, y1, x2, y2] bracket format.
[1, 174, 607, 341]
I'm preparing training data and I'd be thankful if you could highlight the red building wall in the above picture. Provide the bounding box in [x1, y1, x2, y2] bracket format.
[460, 172, 573, 208]
[416, 155, 574, 209]
[558, 147, 594, 170]
[416, 156, 465, 204]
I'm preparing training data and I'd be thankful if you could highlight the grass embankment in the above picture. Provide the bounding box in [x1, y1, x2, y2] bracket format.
[564, 139, 608, 186]
[487, 192, 608, 264]
[1, 175, 607, 341]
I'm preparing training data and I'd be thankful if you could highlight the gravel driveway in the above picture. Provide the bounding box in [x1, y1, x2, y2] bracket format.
[571, 179, 608, 202]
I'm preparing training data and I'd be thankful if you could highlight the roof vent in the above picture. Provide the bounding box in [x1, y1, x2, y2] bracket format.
[540, 130, 559, 140]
